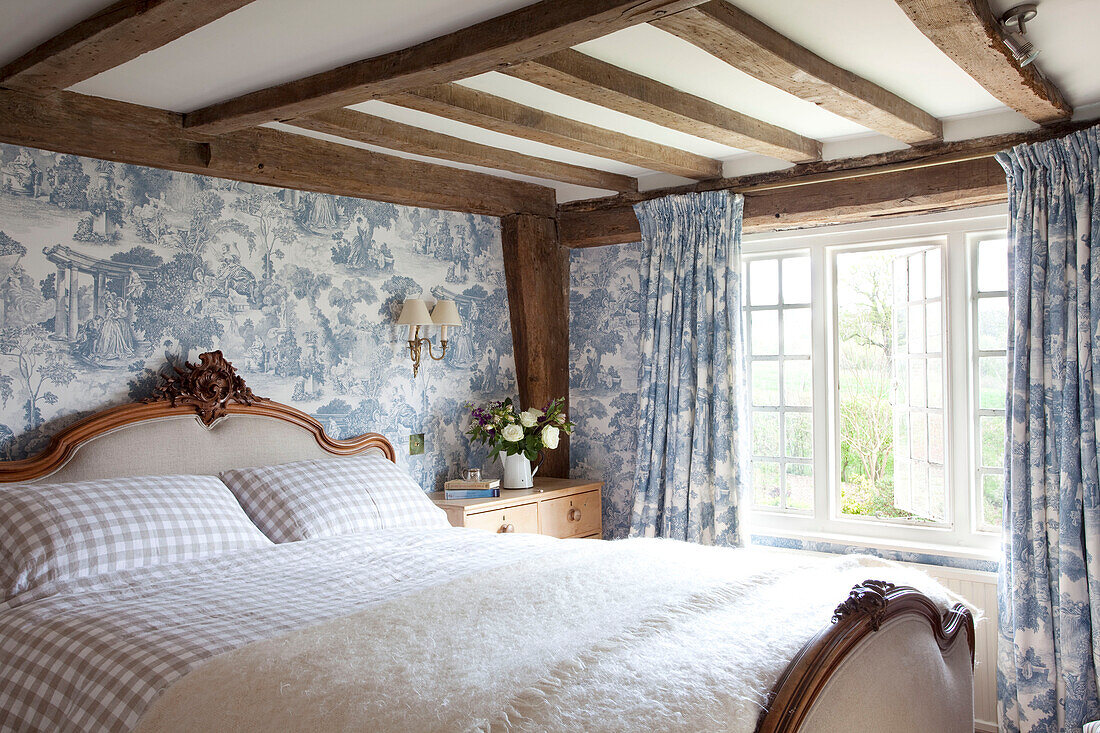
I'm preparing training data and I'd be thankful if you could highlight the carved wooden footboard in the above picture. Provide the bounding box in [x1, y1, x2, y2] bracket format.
[757, 580, 976, 733]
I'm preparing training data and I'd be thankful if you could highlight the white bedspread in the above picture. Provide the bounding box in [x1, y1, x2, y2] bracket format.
[0, 530, 957, 733]
[0, 528, 559, 732]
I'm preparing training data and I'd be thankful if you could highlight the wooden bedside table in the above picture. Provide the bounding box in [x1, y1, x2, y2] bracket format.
[430, 477, 602, 539]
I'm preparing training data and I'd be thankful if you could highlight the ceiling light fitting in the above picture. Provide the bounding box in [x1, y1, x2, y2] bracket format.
[999, 3, 1040, 67]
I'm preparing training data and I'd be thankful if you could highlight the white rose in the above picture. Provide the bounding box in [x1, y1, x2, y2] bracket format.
[529, 408, 544, 417]
[502, 424, 524, 442]
[519, 411, 538, 428]
[541, 425, 560, 450]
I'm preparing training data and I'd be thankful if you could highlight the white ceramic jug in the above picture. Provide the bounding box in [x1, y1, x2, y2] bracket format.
[501, 452, 540, 489]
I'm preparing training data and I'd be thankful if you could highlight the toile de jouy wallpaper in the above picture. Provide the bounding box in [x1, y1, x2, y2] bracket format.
[569, 242, 643, 539]
[0, 143, 517, 490]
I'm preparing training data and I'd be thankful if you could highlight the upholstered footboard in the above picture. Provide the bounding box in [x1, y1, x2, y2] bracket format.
[759, 581, 976, 733]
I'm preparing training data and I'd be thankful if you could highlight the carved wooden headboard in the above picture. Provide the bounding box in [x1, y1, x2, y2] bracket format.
[0, 351, 395, 484]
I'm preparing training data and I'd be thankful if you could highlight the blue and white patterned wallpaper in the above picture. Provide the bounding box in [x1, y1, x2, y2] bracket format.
[569, 242, 643, 539]
[0, 143, 516, 490]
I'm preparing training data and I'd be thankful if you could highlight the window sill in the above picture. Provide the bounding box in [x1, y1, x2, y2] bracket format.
[750, 527, 1000, 572]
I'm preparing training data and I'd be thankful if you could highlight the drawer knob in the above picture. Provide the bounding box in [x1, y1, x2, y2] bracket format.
[568, 507, 582, 522]
[499, 523, 515, 533]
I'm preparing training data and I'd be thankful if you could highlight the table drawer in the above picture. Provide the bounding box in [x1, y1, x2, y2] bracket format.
[464, 502, 539, 534]
[540, 490, 601, 538]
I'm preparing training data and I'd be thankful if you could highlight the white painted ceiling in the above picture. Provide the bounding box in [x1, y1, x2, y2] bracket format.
[2, 0, 1098, 202]
[69, 0, 539, 112]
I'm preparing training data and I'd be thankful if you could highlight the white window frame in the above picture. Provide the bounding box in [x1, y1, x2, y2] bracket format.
[831, 238, 950, 526]
[968, 230, 1010, 534]
[742, 206, 1008, 558]
[743, 252, 814, 513]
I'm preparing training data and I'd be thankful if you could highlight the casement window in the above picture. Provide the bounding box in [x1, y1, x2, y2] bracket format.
[745, 254, 814, 512]
[742, 208, 1008, 554]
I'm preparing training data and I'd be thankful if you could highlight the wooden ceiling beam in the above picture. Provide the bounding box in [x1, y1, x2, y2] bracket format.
[290, 108, 637, 192]
[654, 2, 942, 144]
[560, 116, 1098, 215]
[558, 115, 1100, 247]
[182, 0, 709, 134]
[0, 88, 556, 217]
[386, 84, 722, 180]
[0, 0, 257, 91]
[559, 156, 1007, 247]
[895, 0, 1070, 124]
[504, 50, 821, 163]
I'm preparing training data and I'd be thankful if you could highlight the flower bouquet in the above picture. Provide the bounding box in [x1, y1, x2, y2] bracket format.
[465, 397, 575, 489]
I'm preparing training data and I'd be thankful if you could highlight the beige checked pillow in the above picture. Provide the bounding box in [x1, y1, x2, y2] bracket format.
[220, 454, 450, 543]
[0, 475, 273, 602]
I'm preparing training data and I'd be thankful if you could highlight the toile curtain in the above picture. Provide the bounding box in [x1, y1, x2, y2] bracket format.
[997, 125, 1100, 733]
[628, 190, 746, 546]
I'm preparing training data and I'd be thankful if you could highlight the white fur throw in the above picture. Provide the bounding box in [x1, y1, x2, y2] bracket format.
[135, 539, 958, 733]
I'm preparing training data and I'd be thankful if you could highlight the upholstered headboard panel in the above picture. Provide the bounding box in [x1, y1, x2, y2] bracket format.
[14, 414, 389, 484]
[0, 351, 395, 485]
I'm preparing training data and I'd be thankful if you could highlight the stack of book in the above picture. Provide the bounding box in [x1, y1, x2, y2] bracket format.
[443, 479, 501, 499]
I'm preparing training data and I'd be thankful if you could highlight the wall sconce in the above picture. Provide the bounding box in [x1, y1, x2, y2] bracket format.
[396, 298, 462, 377]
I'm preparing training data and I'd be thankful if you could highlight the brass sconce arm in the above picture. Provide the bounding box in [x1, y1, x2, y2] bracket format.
[406, 325, 450, 377]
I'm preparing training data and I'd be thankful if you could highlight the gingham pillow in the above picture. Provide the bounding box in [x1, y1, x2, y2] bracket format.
[0, 475, 272, 602]
[220, 454, 449, 543]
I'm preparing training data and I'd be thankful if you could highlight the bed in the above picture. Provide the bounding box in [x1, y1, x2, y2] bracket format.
[0, 351, 976, 733]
